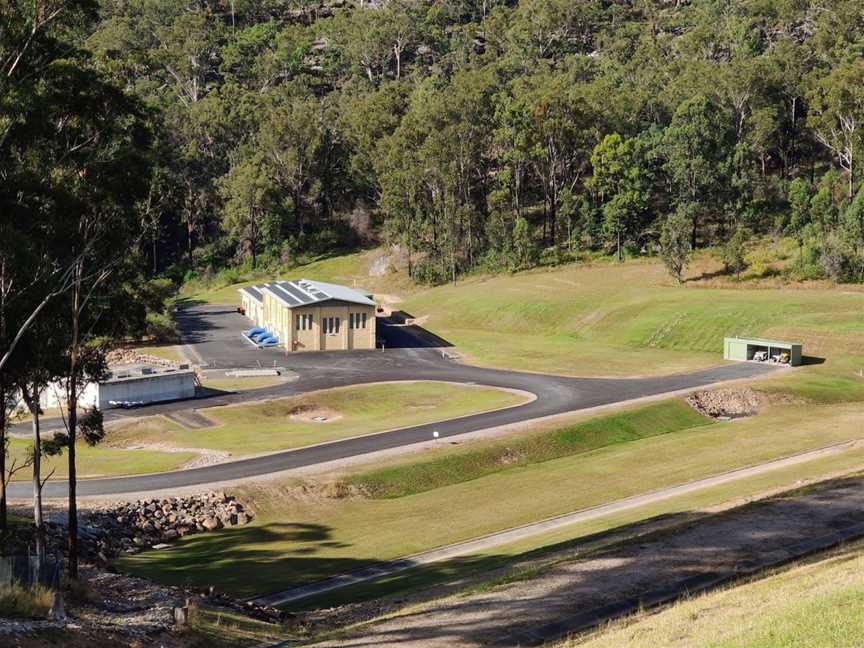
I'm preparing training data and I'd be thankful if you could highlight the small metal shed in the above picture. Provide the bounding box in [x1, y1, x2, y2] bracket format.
[724, 336, 802, 367]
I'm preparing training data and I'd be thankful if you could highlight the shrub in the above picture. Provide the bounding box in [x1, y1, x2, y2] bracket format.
[146, 311, 179, 342]
[0, 581, 54, 619]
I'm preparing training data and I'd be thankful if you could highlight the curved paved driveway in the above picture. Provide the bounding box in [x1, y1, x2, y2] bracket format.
[8, 304, 777, 498]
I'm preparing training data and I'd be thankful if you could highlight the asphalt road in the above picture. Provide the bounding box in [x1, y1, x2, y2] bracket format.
[8, 303, 777, 498]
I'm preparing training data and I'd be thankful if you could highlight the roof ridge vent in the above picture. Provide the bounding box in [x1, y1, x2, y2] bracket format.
[299, 279, 329, 298]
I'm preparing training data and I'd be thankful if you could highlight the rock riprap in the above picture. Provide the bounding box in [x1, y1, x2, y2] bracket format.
[82, 491, 254, 561]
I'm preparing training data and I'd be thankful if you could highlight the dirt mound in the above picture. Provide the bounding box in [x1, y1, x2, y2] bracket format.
[686, 387, 764, 418]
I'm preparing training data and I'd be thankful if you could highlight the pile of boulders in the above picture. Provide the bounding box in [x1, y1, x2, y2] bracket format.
[81, 492, 253, 561]
[104, 348, 177, 368]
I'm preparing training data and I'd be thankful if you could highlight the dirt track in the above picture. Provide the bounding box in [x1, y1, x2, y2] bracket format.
[314, 475, 864, 647]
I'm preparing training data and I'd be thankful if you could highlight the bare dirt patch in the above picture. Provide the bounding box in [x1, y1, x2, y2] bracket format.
[289, 406, 343, 423]
[239, 477, 368, 505]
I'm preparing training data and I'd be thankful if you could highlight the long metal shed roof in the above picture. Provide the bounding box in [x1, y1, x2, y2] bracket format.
[724, 336, 802, 348]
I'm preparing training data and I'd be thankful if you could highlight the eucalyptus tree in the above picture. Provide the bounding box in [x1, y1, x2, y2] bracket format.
[589, 133, 656, 260]
[807, 60, 864, 200]
[662, 95, 733, 249]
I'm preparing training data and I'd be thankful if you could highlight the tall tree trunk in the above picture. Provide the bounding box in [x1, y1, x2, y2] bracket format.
[691, 216, 698, 251]
[152, 230, 158, 275]
[0, 381, 6, 532]
[394, 46, 401, 80]
[30, 391, 45, 572]
[67, 272, 81, 580]
[187, 221, 194, 267]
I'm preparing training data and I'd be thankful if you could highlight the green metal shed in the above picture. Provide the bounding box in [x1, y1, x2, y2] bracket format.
[724, 336, 802, 367]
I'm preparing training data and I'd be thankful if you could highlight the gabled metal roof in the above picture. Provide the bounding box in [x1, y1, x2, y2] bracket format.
[238, 279, 374, 308]
[239, 285, 265, 301]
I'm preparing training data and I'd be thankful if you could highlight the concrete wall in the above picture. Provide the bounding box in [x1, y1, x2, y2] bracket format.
[40, 371, 196, 410]
[97, 371, 197, 409]
[40, 382, 100, 410]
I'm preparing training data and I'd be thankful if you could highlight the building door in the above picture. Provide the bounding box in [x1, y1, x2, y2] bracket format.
[321, 316, 342, 350]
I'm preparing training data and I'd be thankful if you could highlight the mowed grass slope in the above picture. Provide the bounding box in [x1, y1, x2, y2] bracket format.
[117, 398, 864, 598]
[569, 541, 864, 648]
[187, 250, 864, 380]
[399, 258, 864, 377]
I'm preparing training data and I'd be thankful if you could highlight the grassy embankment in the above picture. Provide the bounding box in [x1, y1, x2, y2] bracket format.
[117, 397, 864, 600]
[118, 251, 864, 603]
[566, 540, 864, 648]
[7, 382, 524, 480]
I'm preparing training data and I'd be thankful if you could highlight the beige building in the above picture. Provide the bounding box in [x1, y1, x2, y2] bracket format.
[239, 279, 377, 352]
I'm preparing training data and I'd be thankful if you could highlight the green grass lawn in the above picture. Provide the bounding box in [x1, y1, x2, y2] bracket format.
[116, 398, 864, 599]
[108, 381, 527, 457]
[6, 437, 194, 480]
[7, 382, 524, 481]
[121, 253, 863, 602]
[399, 258, 864, 377]
[569, 539, 864, 648]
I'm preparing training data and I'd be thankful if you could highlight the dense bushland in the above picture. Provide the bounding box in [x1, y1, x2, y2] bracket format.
[77, 0, 864, 284]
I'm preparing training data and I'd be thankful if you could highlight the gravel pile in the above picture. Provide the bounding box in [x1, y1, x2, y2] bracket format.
[686, 387, 763, 418]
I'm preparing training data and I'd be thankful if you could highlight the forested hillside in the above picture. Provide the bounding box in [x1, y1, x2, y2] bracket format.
[6, 0, 864, 285]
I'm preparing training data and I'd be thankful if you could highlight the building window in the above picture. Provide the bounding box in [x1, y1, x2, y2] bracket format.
[295, 315, 301, 331]
[349, 312, 367, 329]
[323, 317, 341, 335]
[296, 313, 314, 331]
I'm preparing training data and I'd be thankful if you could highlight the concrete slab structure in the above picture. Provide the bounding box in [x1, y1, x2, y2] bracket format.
[40, 363, 197, 410]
